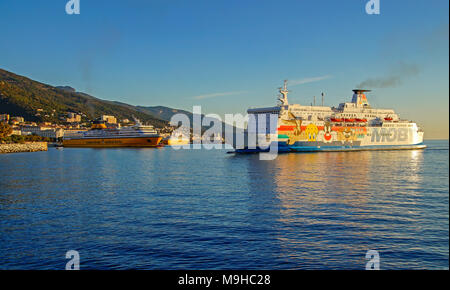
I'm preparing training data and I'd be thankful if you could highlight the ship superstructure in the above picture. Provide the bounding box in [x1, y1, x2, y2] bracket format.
[63, 118, 162, 147]
[235, 81, 426, 153]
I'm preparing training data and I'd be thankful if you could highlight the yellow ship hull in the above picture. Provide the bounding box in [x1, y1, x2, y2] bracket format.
[63, 136, 162, 148]
[167, 138, 190, 146]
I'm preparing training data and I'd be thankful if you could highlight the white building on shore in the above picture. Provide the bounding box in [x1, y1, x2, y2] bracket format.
[21, 125, 64, 139]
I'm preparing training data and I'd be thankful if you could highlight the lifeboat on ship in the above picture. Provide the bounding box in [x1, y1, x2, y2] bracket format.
[330, 118, 343, 122]
[355, 118, 367, 123]
[384, 117, 393, 121]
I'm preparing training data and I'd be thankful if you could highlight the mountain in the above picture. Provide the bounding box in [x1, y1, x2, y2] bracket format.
[136, 106, 194, 122]
[136, 106, 235, 135]
[0, 68, 167, 127]
[103, 101, 197, 126]
[55, 86, 76, 93]
[0, 68, 233, 134]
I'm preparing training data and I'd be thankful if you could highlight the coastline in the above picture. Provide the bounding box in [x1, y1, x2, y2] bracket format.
[0, 142, 48, 154]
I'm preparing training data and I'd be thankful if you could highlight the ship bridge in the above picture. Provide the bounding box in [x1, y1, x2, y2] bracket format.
[335, 89, 400, 122]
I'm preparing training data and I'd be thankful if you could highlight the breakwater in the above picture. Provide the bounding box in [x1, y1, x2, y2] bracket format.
[0, 142, 48, 154]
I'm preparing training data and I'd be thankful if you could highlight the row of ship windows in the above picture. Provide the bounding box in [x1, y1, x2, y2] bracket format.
[290, 109, 331, 112]
[252, 112, 394, 119]
[251, 112, 280, 115]
[383, 124, 413, 127]
[339, 114, 379, 118]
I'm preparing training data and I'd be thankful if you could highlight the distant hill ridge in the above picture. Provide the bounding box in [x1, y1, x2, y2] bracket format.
[0, 68, 191, 127]
[55, 86, 76, 93]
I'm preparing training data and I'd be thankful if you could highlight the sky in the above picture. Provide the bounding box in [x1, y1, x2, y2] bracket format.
[0, 0, 448, 138]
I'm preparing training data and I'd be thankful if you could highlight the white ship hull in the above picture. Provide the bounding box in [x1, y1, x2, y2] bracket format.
[235, 125, 425, 153]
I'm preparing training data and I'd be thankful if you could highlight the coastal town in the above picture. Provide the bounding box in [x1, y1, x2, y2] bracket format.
[0, 111, 176, 143]
[0, 110, 184, 153]
[0, 109, 225, 153]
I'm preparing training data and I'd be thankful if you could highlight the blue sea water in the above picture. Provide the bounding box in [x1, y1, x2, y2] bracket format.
[0, 140, 448, 270]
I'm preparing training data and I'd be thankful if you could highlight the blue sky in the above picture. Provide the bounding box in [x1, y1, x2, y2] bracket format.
[0, 0, 448, 138]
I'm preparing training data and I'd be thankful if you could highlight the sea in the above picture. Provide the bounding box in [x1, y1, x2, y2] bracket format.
[0, 140, 448, 270]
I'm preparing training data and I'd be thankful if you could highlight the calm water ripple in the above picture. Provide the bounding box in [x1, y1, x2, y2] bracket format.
[0, 140, 448, 269]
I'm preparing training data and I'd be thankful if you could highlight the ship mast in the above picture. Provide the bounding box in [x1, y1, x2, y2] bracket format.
[278, 80, 289, 106]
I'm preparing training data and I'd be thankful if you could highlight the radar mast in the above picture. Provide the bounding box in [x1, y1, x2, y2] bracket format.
[278, 80, 289, 106]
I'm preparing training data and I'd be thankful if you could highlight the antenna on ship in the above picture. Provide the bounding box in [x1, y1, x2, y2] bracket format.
[313, 96, 316, 106]
[321, 92, 324, 106]
[278, 80, 290, 106]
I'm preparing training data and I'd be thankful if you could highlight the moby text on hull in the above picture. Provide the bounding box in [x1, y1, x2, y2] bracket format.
[233, 81, 426, 153]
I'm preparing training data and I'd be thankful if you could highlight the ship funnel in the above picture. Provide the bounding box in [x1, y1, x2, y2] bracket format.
[352, 89, 371, 107]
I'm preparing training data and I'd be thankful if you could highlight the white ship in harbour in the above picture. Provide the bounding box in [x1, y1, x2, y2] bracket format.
[234, 81, 426, 153]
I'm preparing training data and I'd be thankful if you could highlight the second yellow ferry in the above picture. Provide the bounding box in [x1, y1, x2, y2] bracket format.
[63, 118, 162, 148]
[162, 133, 190, 146]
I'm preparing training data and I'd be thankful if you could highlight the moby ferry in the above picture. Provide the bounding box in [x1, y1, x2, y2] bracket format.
[234, 81, 426, 153]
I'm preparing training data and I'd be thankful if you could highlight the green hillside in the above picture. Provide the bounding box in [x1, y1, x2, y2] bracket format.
[0, 68, 167, 127]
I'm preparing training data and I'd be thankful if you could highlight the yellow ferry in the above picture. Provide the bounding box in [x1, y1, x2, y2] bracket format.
[163, 133, 190, 146]
[63, 118, 162, 148]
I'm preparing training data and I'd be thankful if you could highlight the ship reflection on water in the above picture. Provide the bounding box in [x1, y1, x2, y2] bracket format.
[240, 149, 447, 269]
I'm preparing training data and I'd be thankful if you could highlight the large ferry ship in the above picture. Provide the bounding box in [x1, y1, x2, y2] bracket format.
[63, 118, 162, 148]
[234, 81, 426, 153]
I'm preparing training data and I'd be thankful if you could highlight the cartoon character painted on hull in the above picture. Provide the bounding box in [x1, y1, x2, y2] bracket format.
[305, 123, 319, 141]
[354, 127, 367, 139]
[322, 121, 333, 143]
[337, 127, 355, 143]
[289, 112, 302, 137]
[280, 111, 305, 145]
